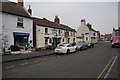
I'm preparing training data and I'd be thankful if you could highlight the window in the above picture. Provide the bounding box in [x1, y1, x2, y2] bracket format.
[68, 38, 70, 43]
[86, 37, 88, 41]
[63, 38, 64, 42]
[17, 17, 24, 28]
[49, 38, 52, 43]
[71, 32, 73, 36]
[73, 38, 75, 42]
[85, 33, 89, 35]
[45, 28, 48, 34]
[81, 34, 84, 39]
[73, 32, 75, 37]
[67, 44, 72, 47]
[65, 31, 69, 37]
[45, 37, 48, 45]
[59, 30, 61, 36]
[93, 33, 96, 36]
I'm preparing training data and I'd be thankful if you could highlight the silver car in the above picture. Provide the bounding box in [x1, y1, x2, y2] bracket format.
[75, 42, 88, 51]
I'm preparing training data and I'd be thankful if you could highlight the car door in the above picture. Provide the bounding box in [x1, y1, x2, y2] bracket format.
[67, 44, 73, 52]
[72, 44, 76, 52]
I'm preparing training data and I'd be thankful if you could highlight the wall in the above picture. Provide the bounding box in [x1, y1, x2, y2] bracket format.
[76, 23, 89, 42]
[90, 30, 98, 43]
[0, 12, 2, 54]
[36, 24, 76, 48]
[2, 13, 33, 47]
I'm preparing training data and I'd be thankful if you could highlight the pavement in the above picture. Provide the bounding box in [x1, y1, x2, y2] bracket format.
[2, 49, 54, 63]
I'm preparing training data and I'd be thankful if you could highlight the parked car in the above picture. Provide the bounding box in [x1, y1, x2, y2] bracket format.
[54, 44, 78, 54]
[86, 42, 94, 48]
[81, 42, 88, 50]
[75, 43, 84, 51]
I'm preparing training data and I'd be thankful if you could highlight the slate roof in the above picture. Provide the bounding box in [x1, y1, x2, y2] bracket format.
[113, 28, 120, 32]
[33, 17, 76, 32]
[86, 23, 99, 33]
[0, 1, 31, 18]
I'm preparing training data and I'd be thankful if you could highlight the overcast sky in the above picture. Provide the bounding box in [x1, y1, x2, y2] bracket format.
[9, 0, 119, 34]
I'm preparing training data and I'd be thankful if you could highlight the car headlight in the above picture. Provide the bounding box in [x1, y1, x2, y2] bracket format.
[112, 43, 114, 44]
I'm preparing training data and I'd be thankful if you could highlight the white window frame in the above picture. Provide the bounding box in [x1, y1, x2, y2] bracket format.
[17, 17, 24, 28]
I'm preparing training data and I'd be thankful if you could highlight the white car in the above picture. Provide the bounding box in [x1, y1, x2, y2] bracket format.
[54, 44, 77, 54]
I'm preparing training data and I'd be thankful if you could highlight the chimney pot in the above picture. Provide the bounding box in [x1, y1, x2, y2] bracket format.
[54, 16, 60, 24]
[18, 0, 23, 7]
[28, 5, 32, 15]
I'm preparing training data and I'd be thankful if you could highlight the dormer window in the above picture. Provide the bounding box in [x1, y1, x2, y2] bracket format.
[17, 17, 24, 28]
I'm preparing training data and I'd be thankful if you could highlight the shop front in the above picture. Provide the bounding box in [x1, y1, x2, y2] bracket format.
[13, 32, 29, 47]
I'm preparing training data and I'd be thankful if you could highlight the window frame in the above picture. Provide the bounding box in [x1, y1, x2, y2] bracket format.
[17, 17, 24, 28]
[45, 28, 48, 34]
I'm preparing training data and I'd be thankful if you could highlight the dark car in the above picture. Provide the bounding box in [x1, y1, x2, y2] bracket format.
[75, 42, 88, 51]
[86, 42, 94, 48]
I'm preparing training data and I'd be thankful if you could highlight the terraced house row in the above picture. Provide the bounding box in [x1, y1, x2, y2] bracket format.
[0, 0, 100, 50]
[33, 17, 76, 48]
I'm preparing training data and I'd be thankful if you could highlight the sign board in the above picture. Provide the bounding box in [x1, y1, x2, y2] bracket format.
[52, 29, 57, 34]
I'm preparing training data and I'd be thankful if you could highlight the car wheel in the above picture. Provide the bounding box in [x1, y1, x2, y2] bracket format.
[112, 45, 114, 48]
[78, 48, 81, 51]
[67, 49, 70, 54]
[80, 47, 83, 51]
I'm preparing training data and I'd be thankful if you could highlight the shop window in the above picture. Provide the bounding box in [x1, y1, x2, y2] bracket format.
[17, 17, 24, 28]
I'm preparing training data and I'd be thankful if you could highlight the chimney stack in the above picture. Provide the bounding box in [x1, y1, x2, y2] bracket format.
[18, 0, 23, 7]
[81, 19, 86, 26]
[28, 5, 32, 15]
[54, 16, 60, 24]
[87, 23, 92, 28]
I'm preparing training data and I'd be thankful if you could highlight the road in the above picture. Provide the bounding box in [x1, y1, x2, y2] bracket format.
[2, 42, 119, 78]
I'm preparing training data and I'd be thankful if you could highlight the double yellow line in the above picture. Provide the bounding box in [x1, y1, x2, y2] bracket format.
[97, 56, 118, 79]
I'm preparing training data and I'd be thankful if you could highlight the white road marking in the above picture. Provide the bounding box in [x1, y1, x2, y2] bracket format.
[104, 56, 117, 78]
[20, 63, 28, 66]
[97, 56, 117, 79]
[5, 66, 15, 69]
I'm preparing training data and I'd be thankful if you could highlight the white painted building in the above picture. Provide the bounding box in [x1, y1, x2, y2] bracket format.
[33, 16, 76, 48]
[0, 11, 2, 53]
[76, 19, 100, 43]
[0, 1, 33, 48]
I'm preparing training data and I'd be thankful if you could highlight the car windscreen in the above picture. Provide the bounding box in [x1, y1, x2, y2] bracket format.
[112, 38, 120, 41]
[57, 44, 66, 47]
[76, 43, 83, 46]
